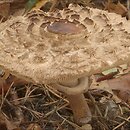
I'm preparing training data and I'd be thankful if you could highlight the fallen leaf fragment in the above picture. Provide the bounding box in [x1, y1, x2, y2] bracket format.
[0, 74, 28, 94]
[90, 74, 130, 104]
[102, 68, 118, 75]
[105, 0, 127, 16]
[119, 64, 128, 70]
[107, 74, 130, 91]
[94, 73, 117, 82]
[0, 78, 10, 94]
[0, 3, 10, 20]
[117, 64, 128, 75]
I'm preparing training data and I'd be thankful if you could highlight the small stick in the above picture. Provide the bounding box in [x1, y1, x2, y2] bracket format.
[88, 91, 103, 117]
[0, 82, 13, 110]
[56, 111, 82, 129]
[117, 116, 130, 123]
[113, 116, 130, 130]
[45, 85, 69, 103]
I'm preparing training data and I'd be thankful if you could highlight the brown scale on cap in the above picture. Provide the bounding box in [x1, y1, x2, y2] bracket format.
[0, 4, 130, 125]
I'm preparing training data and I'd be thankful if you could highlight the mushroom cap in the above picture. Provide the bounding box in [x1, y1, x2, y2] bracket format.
[0, 4, 130, 84]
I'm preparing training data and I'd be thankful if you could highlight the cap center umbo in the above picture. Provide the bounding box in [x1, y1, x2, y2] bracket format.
[47, 20, 84, 35]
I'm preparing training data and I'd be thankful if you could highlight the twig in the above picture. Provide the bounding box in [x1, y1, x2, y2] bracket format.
[10, 94, 42, 103]
[88, 91, 109, 130]
[88, 91, 103, 117]
[44, 85, 69, 103]
[23, 85, 38, 103]
[117, 116, 130, 123]
[56, 111, 82, 129]
[118, 104, 123, 115]
[20, 105, 44, 118]
[0, 82, 13, 110]
[43, 98, 64, 128]
[56, 118, 66, 130]
[113, 116, 130, 130]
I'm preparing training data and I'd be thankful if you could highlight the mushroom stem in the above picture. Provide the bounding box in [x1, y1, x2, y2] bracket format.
[67, 93, 91, 125]
[52, 77, 92, 125]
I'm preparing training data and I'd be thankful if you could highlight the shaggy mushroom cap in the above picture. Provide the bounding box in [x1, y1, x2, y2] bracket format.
[0, 4, 130, 84]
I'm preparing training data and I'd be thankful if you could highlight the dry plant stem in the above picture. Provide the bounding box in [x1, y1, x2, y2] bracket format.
[59, 77, 92, 125]
[56, 111, 82, 129]
[113, 116, 130, 130]
[88, 91, 103, 117]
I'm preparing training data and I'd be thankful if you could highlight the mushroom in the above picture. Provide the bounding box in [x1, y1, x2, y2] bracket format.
[0, 4, 130, 125]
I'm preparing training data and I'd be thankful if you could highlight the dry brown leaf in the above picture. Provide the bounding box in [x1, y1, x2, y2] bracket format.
[0, 3, 10, 18]
[107, 74, 130, 91]
[0, 74, 28, 94]
[90, 79, 122, 103]
[90, 74, 130, 103]
[6, 74, 28, 87]
[105, 0, 127, 16]
[108, 74, 130, 103]
[0, 78, 11, 94]
[94, 72, 117, 82]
